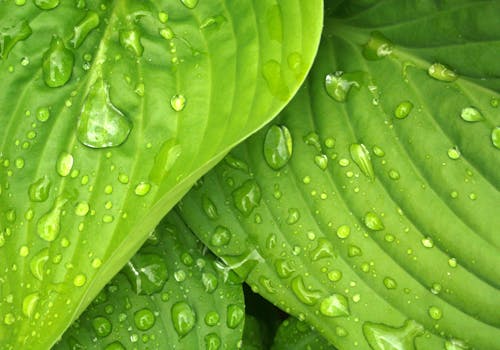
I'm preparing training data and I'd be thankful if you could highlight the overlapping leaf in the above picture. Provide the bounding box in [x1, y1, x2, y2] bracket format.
[179, 1, 500, 349]
[0, 0, 323, 347]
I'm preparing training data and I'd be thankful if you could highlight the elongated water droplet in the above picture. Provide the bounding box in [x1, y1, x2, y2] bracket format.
[325, 71, 362, 102]
[262, 60, 289, 101]
[428, 63, 457, 82]
[291, 276, 321, 305]
[363, 320, 424, 350]
[264, 125, 293, 170]
[30, 248, 49, 280]
[232, 180, 261, 216]
[34, 0, 59, 9]
[320, 294, 350, 317]
[202, 195, 218, 219]
[202, 272, 218, 293]
[171, 301, 196, 337]
[460, 107, 484, 122]
[29, 176, 51, 202]
[119, 29, 143, 57]
[383, 277, 397, 289]
[445, 339, 468, 350]
[200, 15, 227, 30]
[134, 308, 155, 330]
[92, 316, 112, 337]
[22, 292, 40, 318]
[364, 212, 384, 231]
[287, 208, 300, 225]
[181, 0, 199, 9]
[0, 20, 32, 59]
[123, 253, 168, 295]
[56, 152, 73, 177]
[394, 101, 413, 119]
[77, 78, 132, 148]
[70, 11, 100, 48]
[150, 139, 181, 184]
[363, 31, 393, 60]
[42, 36, 74, 87]
[205, 333, 221, 350]
[37, 197, 67, 242]
[350, 143, 374, 180]
[491, 127, 500, 149]
[227, 304, 244, 329]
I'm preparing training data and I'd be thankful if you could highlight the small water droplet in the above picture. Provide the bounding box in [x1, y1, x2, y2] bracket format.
[180, 0, 199, 9]
[42, 35, 74, 87]
[200, 15, 227, 30]
[350, 143, 374, 180]
[77, 78, 132, 148]
[73, 273, 87, 287]
[28, 176, 51, 202]
[226, 304, 244, 329]
[202, 272, 218, 293]
[364, 212, 384, 231]
[150, 138, 181, 183]
[388, 169, 400, 180]
[171, 301, 196, 337]
[204, 333, 221, 350]
[311, 238, 335, 261]
[0, 20, 32, 59]
[75, 201, 90, 216]
[30, 248, 49, 280]
[171, 94, 186, 111]
[134, 308, 156, 330]
[336, 225, 350, 239]
[460, 107, 484, 122]
[286, 208, 300, 225]
[202, 195, 218, 219]
[3, 313, 15, 325]
[264, 125, 293, 170]
[37, 197, 67, 242]
[428, 306, 443, 320]
[232, 180, 261, 216]
[119, 29, 144, 57]
[34, 0, 59, 9]
[204, 311, 220, 326]
[428, 63, 457, 82]
[445, 339, 468, 350]
[262, 60, 290, 101]
[160, 27, 175, 40]
[210, 226, 231, 247]
[491, 127, 500, 149]
[448, 258, 457, 268]
[328, 270, 342, 282]
[36, 106, 51, 122]
[383, 277, 397, 289]
[70, 11, 99, 48]
[325, 71, 362, 102]
[363, 320, 424, 350]
[56, 152, 73, 177]
[314, 154, 328, 170]
[134, 182, 151, 196]
[320, 294, 350, 317]
[394, 101, 413, 119]
[362, 31, 393, 60]
[421, 237, 434, 248]
[92, 316, 112, 337]
[291, 276, 321, 305]
[22, 292, 39, 318]
[348, 245, 362, 257]
[123, 253, 168, 295]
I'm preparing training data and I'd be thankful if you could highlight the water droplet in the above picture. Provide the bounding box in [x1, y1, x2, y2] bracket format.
[314, 154, 328, 170]
[150, 138, 182, 183]
[134, 308, 156, 330]
[363, 320, 424, 350]
[204, 333, 221, 350]
[448, 258, 457, 268]
[303, 131, 322, 152]
[22, 292, 39, 318]
[123, 253, 168, 295]
[210, 226, 231, 247]
[56, 152, 73, 177]
[180, 0, 199, 9]
[428, 63, 457, 82]
[37, 197, 67, 242]
[77, 78, 132, 148]
[328, 270, 343, 282]
[275, 259, 295, 278]
[202, 272, 218, 293]
[310, 238, 335, 261]
[28, 176, 51, 202]
[428, 306, 443, 320]
[75, 201, 90, 216]
[19, 245, 29, 257]
[383, 277, 397, 289]
[36, 106, 51, 122]
[336, 225, 350, 239]
[286, 208, 300, 225]
[34, 0, 59, 9]
[430, 283, 442, 295]
[73, 273, 87, 287]
[350, 143, 374, 180]
[200, 15, 227, 30]
[134, 182, 151, 196]
[291, 276, 321, 305]
[459, 107, 484, 122]
[226, 304, 244, 329]
[394, 101, 413, 119]
[320, 294, 350, 317]
[363, 31, 393, 60]
[262, 60, 290, 101]
[204, 311, 220, 326]
[232, 180, 261, 216]
[264, 125, 293, 170]
[92, 316, 112, 337]
[160, 27, 175, 40]
[348, 245, 362, 257]
[421, 237, 434, 248]
[171, 94, 186, 111]
[388, 169, 400, 180]
[202, 195, 218, 219]
[491, 127, 500, 149]
[364, 212, 384, 231]
[325, 71, 362, 102]
[105, 341, 125, 350]
[0, 20, 32, 59]
[30, 248, 49, 280]
[171, 301, 196, 337]
[287, 52, 303, 73]
[42, 35, 74, 87]
[445, 339, 468, 350]
[70, 11, 99, 48]
[119, 29, 144, 57]
[3, 313, 15, 325]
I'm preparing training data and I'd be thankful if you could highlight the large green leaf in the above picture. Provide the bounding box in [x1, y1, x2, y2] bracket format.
[0, 0, 323, 348]
[179, 1, 500, 349]
[271, 317, 337, 350]
[56, 211, 244, 349]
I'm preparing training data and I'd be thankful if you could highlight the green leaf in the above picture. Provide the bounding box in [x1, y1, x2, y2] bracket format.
[0, 1, 323, 348]
[179, 1, 500, 349]
[271, 317, 337, 350]
[55, 211, 244, 349]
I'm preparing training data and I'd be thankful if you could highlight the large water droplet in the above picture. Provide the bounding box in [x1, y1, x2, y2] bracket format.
[350, 143, 374, 180]
[202, 195, 218, 220]
[134, 308, 155, 330]
[363, 31, 393, 60]
[383, 277, 397, 289]
[171, 301, 196, 337]
[119, 29, 144, 57]
[37, 196, 67, 242]
[363, 320, 424, 350]
[210, 226, 232, 247]
[394, 101, 413, 119]
[56, 152, 73, 177]
[30, 248, 49, 280]
[70, 11, 100, 48]
[77, 78, 132, 148]
[319, 294, 350, 317]
[123, 253, 168, 295]
[22, 292, 39, 318]
[364, 212, 384, 231]
[311, 238, 335, 261]
[28, 176, 51, 202]
[275, 259, 295, 278]
[180, 0, 199, 9]
[491, 127, 500, 149]
[202, 272, 218, 293]
[34, 0, 59, 9]
[428, 63, 457, 82]
[204, 333, 221, 350]
[92, 316, 112, 337]
[291, 276, 321, 305]
[325, 71, 362, 102]
[227, 304, 244, 329]
[0, 20, 32, 59]
[204, 311, 220, 326]
[232, 180, 261, 216]
[42, 36, 74, 87]
[264, 125, 293, 170]
[460, 107, 484, 122]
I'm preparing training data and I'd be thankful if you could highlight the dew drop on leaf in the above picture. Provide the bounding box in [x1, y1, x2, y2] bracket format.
[34, 0, 59, 10]
[263, 125, 293, 170]
[204, 333, 221, 350]
[336, 225, 351, 239]
[170, 94, 186, 111]
[428, 306, 443, 320]
[491, 126, 500, 149]
[158, 11, 169, 23]
[319, 294, 350, 317]
[22, 292, 39, 318]
[204, 311, 220, 326]
[74, 201, 90, 216]
[56, 152, 73, 177]
[134, 182, 151, 196]
[92, 316, 112, 337]
[291, 276, 321, 305]
[348, 245, 362, 257]
[0, 20, 32, 59]
[314, 154, 328, 170]
[171, 301, 196, 337]
[350, 143, 374, 180]
[134, 308, 156, 331]
[160, 27, 175, 40]
[70, 11, 100, 48]
[180, 0, 199, 9]
[29, 248, 49, 280]
[362, 31, 393, 60]
[394, 101, 413, 119]
[364, 211, 384, 231]
[119, 29, 144, 57]
[123, 253, 168, 295]
[77, 78, 132, 148]
[210, 226, 231, 247]
[310, 238, 335, 261]
[201, 272, 218, 293]
[28, 176, 51, 202]
[226, 304, 244, 329]
[262, 60, 290, 101]
[383, 277, 397, 289]
[275, 259, 295, 278]
[232, 180, 261, 216]
[42, 36, 74, 88]
[428, 63, 458, 82]
[362, 319, 424, 350]
[73, 273, 87, 287]
[202, 195, 218, 219]
[460, 107, 484, 122]
[286, 208, 300, 225]
[324, 71, 362, 102]
[36, 197, 67, 242]
[36, 106, 51, 122]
